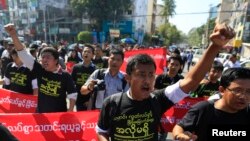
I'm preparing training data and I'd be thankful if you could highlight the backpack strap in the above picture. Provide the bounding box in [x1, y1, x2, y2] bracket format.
[108, 92, 123, 126]
[121, 77, 127, 91]
[96, 68, 107, 80]
[149, 94, 161, 120]
[98, 68, 127, 91]
[149, 94, 164, 133]
[89, 69, 107, 110]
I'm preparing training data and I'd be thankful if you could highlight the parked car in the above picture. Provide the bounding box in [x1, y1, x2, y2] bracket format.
[192, 49, 205, 65]
[217, 53, 231, 64]
[240, 60, 250, 69]
[67, 43, 84, 51]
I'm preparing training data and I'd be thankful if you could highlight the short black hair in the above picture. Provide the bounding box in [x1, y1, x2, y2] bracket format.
[84, 44, 95, 54]
[212, 61, 224, 72]
[126, 54, 156, 75]
[109, 48, 124, 60]
[168, 55, 183, 65]
[220, 68, 250, 88]
[30, 44, 39, 49]
[41, 47, 59, 60]
[172, 48, 180, 55]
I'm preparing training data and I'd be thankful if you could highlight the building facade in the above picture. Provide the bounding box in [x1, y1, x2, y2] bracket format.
[6, 0, 84, 43]
[3, 0, 164, 44]
[133, 0, 157, 34]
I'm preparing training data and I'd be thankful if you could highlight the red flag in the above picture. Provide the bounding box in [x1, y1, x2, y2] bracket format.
[121, 48, 167, 75]
[0, 0, 7, 9]
[66, 62, 76, 73]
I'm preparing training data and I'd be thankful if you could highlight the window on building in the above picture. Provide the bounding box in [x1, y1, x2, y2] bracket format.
[127, 10, 132, 15]
[233, 20, 236, 27]
[240, 15, 244, 23]
[237, 30, 241, 38]
[246, 14, 250, 22]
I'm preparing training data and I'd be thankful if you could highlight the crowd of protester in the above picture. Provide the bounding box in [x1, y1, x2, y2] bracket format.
[1, 23, 249, 141]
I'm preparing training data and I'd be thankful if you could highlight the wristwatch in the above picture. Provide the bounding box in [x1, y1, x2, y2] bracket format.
[174, 134, 180, 140]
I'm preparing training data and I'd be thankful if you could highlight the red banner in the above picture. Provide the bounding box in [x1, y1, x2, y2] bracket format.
[161, 97, 207, 131]
[66, 62, 76, 73]
[0, 111, 99, 141]
[120, 48, 167, 75]
[0, 0, 6, 9]
[0, 87, 206, 139]
[0, 89, 37, 113]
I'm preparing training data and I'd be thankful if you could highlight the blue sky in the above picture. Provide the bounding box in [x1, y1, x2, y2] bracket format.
[158, 0, 220, 34]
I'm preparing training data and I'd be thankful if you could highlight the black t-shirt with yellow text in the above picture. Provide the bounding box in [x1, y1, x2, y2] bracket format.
[4, 62, 36, 95]
[33, 61, 76, 113]
[71, 63, 96, 104]
[154, 73, 184, 89]
[98, 90, 174, 141]
[92, 57, 108, 69]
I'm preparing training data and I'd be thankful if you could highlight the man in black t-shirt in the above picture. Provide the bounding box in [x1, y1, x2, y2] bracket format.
[0, 41, 13, 78]
[191, 61, 224, 98]
[155, 55, 184, 140]
[71, 44, 96, 111]
[155, 55, 184, 90]
[95, 23, 235, 141]
[5, 24, 77, 113]
[173, 68, 250, 141]
[3, 49, 38, 95]
[92, 45, 108, 69]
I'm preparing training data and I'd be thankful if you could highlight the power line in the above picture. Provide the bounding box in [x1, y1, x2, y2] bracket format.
[172, 10, 244, 15]
[131, 10, 245, 17]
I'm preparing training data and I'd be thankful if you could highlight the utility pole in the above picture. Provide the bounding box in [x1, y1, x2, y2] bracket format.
[43, 6, 47, 43]
[47, 7, 51, 43]
[206, 4, 212, 48]
[26, 0, 31, 42]
[111, 9, 117, 45]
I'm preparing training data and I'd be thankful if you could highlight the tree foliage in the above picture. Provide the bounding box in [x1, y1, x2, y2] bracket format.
[70, 0, 132, 29]
[187, 19, 216, 47]
[188, 28, 202, 47]
[162, 0, 176, 22]
[77, 31, 92, 43]
[158, 22, 183, 46]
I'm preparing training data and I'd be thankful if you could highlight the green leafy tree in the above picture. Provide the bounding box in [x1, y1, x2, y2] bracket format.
[70, 0, 132, 30]
[162, 0, 176, 22]
[77, 31, 92, 43]
[188, 28, 202, 47]
[187, 18, 215, 47]
[143, 33, 152, 46]
[158, 22, 182, 46]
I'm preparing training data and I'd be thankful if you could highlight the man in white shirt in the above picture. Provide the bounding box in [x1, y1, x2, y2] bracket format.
[223, 53, 241, 71]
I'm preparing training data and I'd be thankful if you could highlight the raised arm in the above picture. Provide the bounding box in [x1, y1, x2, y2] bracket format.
[4, 24, 35, 70]
[180, 23, 235, 93]
[4, 24, 25, 51]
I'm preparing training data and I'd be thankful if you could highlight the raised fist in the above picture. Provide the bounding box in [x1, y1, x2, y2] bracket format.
[4, 23, 17, 36]
[210, 23, 235, 47]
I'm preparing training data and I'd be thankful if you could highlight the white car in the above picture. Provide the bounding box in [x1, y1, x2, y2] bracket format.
[216, 53, 231, 64]
[192, 49, 205, 65]
[240, 60, 250, 69]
